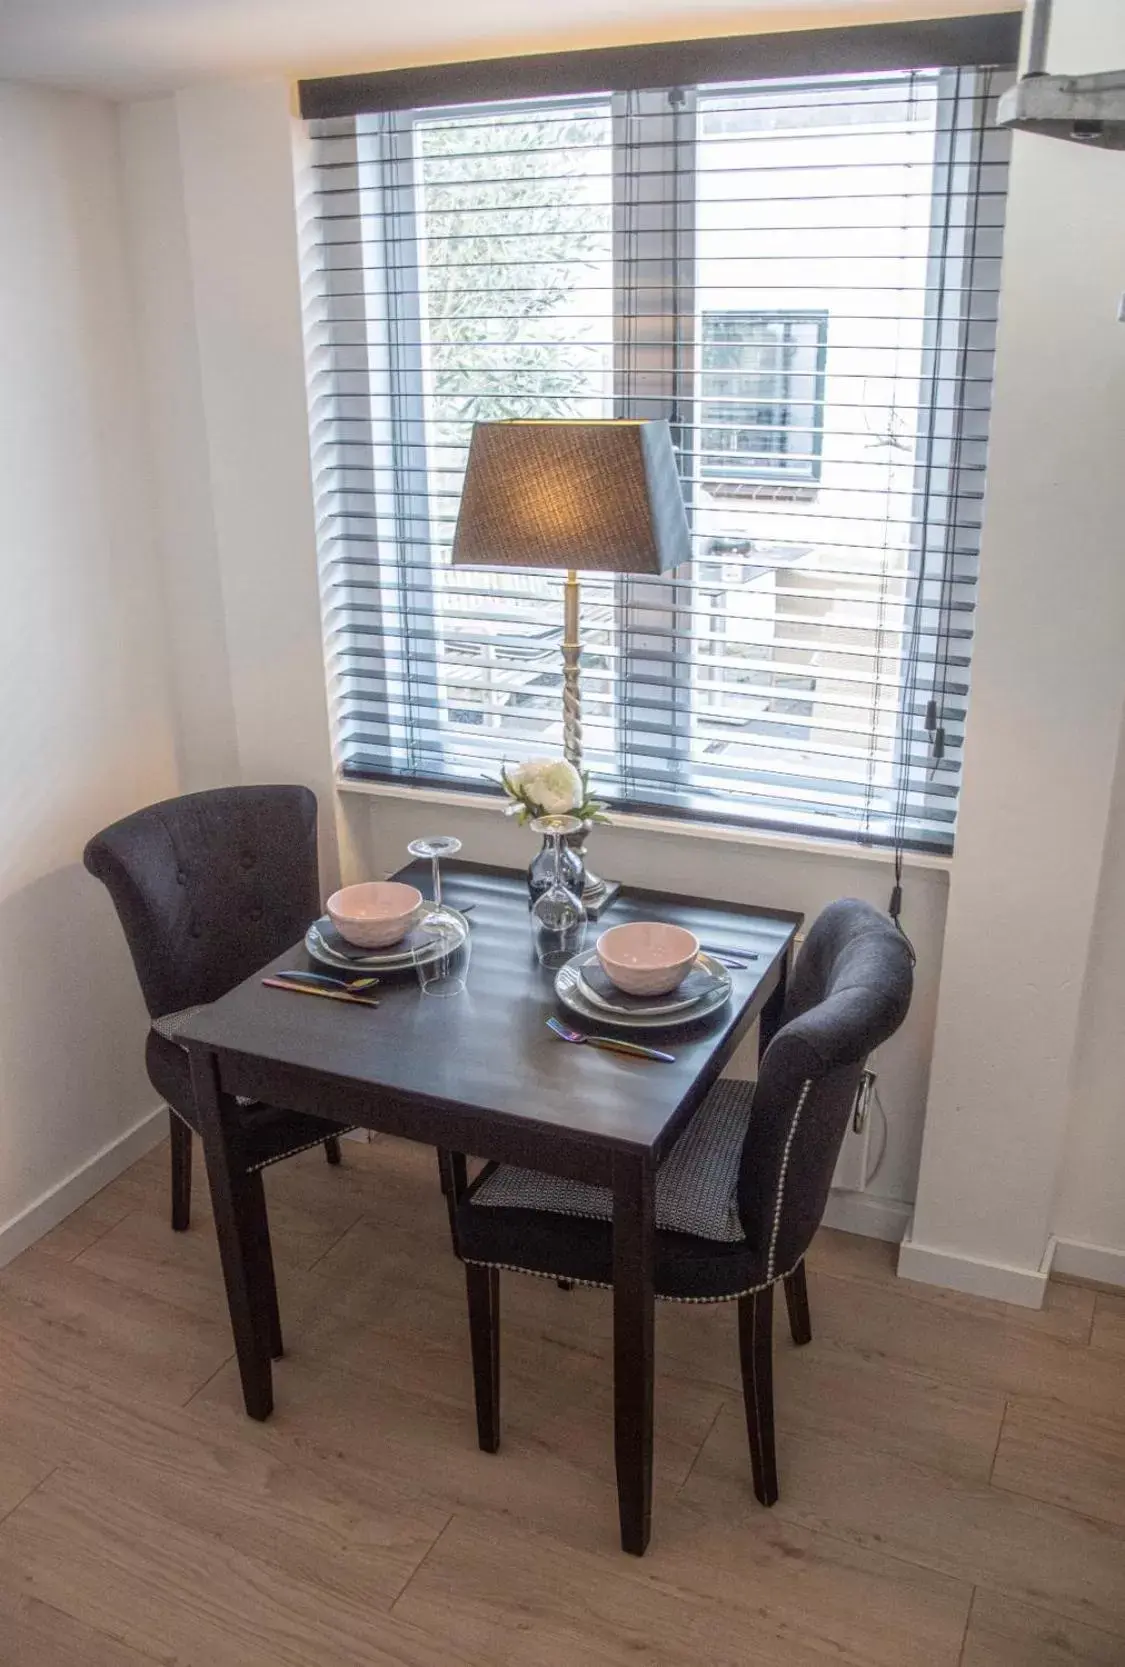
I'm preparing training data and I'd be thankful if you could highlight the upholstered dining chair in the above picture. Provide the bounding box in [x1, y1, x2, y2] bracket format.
[442, 897, 912, 1519]
[84, 786, 350, 1348]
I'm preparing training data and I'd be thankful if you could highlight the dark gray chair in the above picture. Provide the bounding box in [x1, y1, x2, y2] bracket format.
[84, 786, 350, 1352]
[444, 897, 913, 1514]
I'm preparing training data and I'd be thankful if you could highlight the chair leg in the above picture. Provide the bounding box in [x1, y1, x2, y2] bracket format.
[244, 1170, 284, 1360]
[738, 1284, 779, 1507]
[465, 1263, 500, 1453]
[783, 1259, 812, 1346]
[170, 1111, 192, 1232]
[323, 1135, 342, 1166]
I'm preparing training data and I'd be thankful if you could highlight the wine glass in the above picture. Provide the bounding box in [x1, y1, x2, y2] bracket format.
[407, 835, 469, 996]
[530, 815, 587, 969]
[407, 835, 462, 926]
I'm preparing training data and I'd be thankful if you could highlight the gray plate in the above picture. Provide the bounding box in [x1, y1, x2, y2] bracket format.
[305, 909, 468, 972]
[556, 950, 732, 1030]
[573, 948, 727, 1018]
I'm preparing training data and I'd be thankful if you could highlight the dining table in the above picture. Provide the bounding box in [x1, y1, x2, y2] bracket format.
[177, 858, 803, 1554]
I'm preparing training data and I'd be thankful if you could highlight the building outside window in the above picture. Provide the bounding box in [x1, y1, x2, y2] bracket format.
[699, 309, 827, 492]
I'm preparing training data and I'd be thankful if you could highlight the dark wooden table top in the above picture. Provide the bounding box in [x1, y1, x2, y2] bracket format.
[177, 861, 801, 1167]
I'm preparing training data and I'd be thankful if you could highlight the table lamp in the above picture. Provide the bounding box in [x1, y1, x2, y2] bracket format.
[451, 419, 691, 909]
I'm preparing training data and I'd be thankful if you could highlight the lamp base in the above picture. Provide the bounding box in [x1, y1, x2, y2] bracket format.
[581, 870, 621, 919]
[563, 819, 620, 917]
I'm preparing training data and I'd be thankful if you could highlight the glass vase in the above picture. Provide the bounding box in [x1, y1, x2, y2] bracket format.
[529, 816, 588, 968]
[528, 826, 585, 906]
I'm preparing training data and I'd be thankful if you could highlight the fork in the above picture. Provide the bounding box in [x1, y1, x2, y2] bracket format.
[546, 1016, 675, 1063]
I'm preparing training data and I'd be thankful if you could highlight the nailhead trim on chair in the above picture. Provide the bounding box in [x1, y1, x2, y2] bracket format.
[461, 1254, 805, 1305]
[247, 1136, 355, 1173]
[766, 1078, 813, 1282]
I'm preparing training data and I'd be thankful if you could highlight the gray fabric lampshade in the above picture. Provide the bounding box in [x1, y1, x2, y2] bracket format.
[451, 419, 691, 574]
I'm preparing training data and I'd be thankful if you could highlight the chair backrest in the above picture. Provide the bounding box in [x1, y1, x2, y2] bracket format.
[84, 785, 320, 1019]
[737, 898, 913, 1275]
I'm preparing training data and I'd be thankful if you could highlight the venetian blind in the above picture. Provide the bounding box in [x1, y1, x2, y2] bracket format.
[302, 58, 1011, 853]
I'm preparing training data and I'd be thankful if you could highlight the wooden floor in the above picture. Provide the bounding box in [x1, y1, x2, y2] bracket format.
[1, 1135, 1123, 1667]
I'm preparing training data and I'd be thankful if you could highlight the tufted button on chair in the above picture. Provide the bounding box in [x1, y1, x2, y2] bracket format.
[444, 897, 912, 1529]
[84, 786, 350, 1347]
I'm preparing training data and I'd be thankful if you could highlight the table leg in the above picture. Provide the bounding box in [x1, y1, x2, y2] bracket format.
[612, 1152, 655, 1556]
[189, 1047, 274, 1420]
[244, 1168, 284, 1360]
[758, 941, 793, 1063]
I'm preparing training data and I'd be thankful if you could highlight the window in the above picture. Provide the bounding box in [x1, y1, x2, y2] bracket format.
[700, 310, 827, 491]
[305, 62, 1011, 854]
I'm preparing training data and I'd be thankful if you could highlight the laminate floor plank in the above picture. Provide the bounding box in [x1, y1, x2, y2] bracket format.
[807, 1231, 1098, 1344]
[0, 1355, 450, 1610]
[960, 1589, 1125, 1666]
[0, 1250, 232, 1408]
[193, 1335, 724, 1555]
[992, 1396, 1125, 1530]
[72, 1205, 331, 1328]
[0, 1557, 163, 1667]
[391, 1507, 972, 1667]
[791, 1267, 1122, 1419]
[0, 1468, 471, 1667]
[681, 1404, 1125, 1638]
[1090, 1292, 1125, 1357]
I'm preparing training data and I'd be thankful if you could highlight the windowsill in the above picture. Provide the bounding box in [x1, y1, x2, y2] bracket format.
[335, 774, 953, 876]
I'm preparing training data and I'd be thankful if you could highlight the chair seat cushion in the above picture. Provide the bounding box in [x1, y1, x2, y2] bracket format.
[458, 1079, 777, 1303]
[147, 1014, 352, 1173]
[474, 1077, 752, 1242]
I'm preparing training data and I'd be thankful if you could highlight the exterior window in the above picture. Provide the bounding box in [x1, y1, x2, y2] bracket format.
[700, 310, 827, 491]
[305, 67, 1010, 854]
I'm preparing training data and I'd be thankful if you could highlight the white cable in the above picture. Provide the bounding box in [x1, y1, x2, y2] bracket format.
[863, 1080, 889, 1188]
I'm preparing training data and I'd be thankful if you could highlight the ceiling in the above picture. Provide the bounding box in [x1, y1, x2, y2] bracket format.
[0, 0, 1015, 100]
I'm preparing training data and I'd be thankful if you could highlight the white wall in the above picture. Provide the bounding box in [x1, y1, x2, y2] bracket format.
[120, 98, 240, 792]
[121, 83, 341, 892]
[903, 0, 1125, 1303]
[1053, 717, 1125, 1273]
[0, 82, 179, 1261]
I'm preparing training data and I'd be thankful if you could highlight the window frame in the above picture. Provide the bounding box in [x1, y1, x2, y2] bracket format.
[309, 59, 1010, 855]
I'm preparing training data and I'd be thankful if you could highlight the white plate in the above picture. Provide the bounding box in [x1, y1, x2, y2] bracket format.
[556, 950, 732, 1030]
[305, 910, 468, 973]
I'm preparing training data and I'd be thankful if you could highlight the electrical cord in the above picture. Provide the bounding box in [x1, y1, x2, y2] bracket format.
[863, 1078, 889, 1189]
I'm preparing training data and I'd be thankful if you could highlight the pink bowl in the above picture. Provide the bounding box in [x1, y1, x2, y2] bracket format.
[326, 881, 422, 949]
[596, 921, 700, 997]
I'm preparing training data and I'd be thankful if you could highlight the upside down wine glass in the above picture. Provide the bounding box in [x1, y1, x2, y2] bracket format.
[407, 835, 470, 996]
[529, 815, 587, 969]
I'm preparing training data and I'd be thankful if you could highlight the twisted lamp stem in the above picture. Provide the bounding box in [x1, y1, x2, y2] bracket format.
[560, 570, 609, 908]
[562, 568, 582, 770]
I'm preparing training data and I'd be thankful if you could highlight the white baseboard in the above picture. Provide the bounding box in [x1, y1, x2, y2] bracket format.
[896, 1220, 1050, 1309]
[0, 1104, 168, 1269]
[822, 1190, 911, 1243]
[1049, 1236, 1125, 1291]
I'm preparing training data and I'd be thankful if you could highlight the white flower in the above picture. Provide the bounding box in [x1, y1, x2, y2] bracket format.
[511, 757, 555, 789]
[513, 756, 583, 815]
